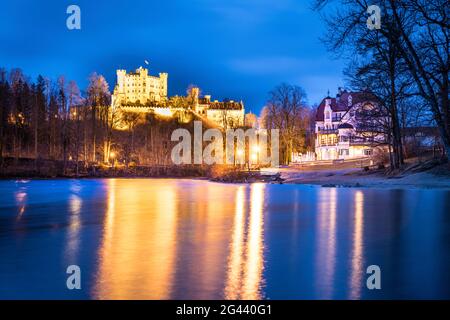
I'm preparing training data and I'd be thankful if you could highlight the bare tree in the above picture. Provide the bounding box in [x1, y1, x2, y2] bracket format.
[57, 76, 70, 174]
[103, 99, 121, 163]
[0, 68, 11, 166]
[342, 23, 413, 168]
[66, 81, 83, 175]
[314, 0, 450, 158]
[263, 83, 309, 164]
[121, 112, 142, 164]
[86, 73, 110, 163]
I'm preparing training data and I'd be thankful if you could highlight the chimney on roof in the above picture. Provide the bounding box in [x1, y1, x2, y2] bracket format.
[204, 95, 211, 102]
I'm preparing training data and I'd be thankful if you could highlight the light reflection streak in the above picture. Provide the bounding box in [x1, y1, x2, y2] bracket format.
[103, 178, 116, 255]
[195, 185, 234, 298]
[349, 191, 364, 299]
[316, 188, 337, 299]
[65, 181, 83, 262]
[224, 183, 265, 300]
[224, 186, 246, 299]
[15, 189, 27, 220]
[242, 183, 265, 299]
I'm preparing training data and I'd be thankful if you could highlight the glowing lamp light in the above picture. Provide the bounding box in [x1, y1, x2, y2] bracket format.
[154, 108, 173, 117]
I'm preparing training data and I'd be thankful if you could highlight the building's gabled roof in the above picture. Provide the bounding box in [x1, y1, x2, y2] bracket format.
[198, 96, 244, 110]
[198, 97, 210, 105]
[315, 91, 379, 121]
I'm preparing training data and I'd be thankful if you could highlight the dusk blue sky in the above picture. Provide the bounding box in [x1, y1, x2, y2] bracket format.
[0, 0, 345, 113]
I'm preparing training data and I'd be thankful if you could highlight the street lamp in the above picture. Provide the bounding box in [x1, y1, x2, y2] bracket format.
[251, 144, 260, 165]
[110, 151, 116, 168]
[236, 149, 244, 164]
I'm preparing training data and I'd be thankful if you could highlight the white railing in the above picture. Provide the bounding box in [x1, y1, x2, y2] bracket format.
[291, 151, 316, 164]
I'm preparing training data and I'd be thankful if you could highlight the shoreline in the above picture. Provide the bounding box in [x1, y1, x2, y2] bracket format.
[2, 159, 449, 189]
[2, 171, 449, 190]
[277, 166, 450, 190]
[285, 177, 450, 189]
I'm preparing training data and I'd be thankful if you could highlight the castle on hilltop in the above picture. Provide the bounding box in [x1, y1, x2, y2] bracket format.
[112, 66, 168, 106]
[111, 66, 244, 129]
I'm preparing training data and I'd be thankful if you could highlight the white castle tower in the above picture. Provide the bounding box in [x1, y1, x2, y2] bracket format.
[112, 66, 168, 106]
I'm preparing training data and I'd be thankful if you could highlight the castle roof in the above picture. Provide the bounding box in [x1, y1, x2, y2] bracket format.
[208, 101, 244, 110]
[198, 96, 244, 110]
[198, 97, 210, 104]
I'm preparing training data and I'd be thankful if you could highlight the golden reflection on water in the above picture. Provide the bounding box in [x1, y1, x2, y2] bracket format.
[315, 188, 337, 299]
[94, 179, 178, 299]
[191, 183, 234, 299]
[91, 179, 266, 299]
[349, 191, 364, 299]
[242, 183, 265, 299]
[224, 186, 246, 299]
[224, 183, 265, 299]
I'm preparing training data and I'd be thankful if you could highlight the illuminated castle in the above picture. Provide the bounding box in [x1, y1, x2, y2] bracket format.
[112, 66, 168, 107]
[111, 66, 244, 129]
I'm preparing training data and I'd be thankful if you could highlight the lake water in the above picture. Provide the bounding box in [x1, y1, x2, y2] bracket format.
[0, 179, 449, 299]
